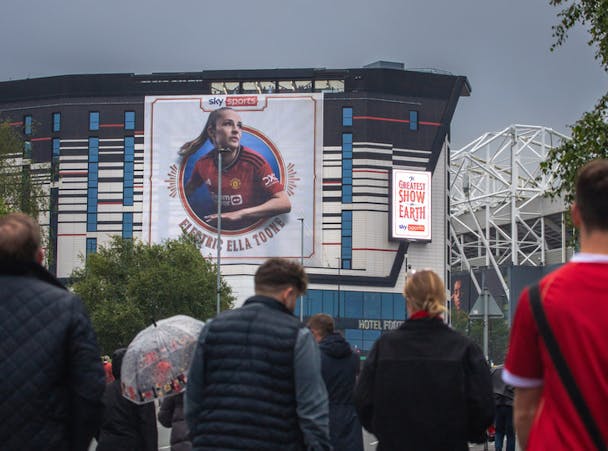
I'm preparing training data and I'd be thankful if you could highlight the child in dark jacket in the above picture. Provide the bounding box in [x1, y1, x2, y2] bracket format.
[158, 392, 192, 451]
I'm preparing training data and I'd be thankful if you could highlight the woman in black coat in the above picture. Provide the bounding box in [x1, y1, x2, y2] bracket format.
[354, 269, 495, 451]
[96, 348, 158, 451]
[158, 393, 192, 451]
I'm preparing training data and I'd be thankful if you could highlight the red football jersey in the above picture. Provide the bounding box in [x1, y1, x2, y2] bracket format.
[504, 255, 608, 450]
[189, 146, 283, 228]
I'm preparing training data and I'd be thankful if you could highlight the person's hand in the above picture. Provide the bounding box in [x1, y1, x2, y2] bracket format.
[204, 210, 248, 224]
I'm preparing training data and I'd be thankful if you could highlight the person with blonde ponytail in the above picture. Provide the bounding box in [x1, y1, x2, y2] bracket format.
[354, 269, 494, 451]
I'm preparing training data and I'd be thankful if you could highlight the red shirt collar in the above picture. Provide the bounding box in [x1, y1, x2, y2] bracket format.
[408, 311, 430, 320]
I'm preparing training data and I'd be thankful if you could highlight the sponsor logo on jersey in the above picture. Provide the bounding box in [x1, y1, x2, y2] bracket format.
[263, 173, 279, 187]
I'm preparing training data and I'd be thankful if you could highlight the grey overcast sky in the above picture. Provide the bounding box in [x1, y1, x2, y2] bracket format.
[1, 0, 606, 148]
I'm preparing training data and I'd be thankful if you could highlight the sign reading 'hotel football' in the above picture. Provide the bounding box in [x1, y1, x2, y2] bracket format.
[390, 169, 432, 241]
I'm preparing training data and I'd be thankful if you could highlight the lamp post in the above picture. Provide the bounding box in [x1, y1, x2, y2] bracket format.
[298, 217, 304, 321]
[216, 148, 230, 316]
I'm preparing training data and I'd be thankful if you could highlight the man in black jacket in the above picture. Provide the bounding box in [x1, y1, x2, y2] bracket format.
[0, 212, 106, 451]
[186, 258, 331, 451]
[308, 313, 364, 451]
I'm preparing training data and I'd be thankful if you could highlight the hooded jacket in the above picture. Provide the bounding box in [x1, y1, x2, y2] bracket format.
[318, 333, 364, 451]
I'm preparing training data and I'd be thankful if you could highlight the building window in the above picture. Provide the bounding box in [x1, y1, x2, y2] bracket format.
[124, 137, 134, 206]
[52, 138, 60, 182]
[52, 138, 60, 159]
[124, 111, 135, 130]
[87, 138, 99, 232]
[23, 141, 32, 159]
[342, 107, 353, 127]
[86, 238, 97, 256]
[123, 212, 133, 239]
[341, 210, 352, 269]
[23, 115, 32, 135]
[89, 112, 100, 131]
[409, 110, 418, 131]
[52, 112, 61, 132]
[342, 133, 353, 203]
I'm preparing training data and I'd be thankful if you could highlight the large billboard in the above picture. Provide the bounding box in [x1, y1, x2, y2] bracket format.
[389, 169, 432, 241]
[143, 94, 322, 263]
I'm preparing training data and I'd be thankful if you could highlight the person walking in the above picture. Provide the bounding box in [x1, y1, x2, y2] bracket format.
[185, 257, 331, 450]
[491, 365, 515, 451]
[158, 393, 191, 451]
[96, 348, 158, 451]
[0, 212, 106, 451]
[504, 159, 608, 450]
[307, 313, 364, 451]
[354, 269, 494, 451]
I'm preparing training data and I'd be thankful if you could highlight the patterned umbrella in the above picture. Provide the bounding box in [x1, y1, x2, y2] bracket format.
[121, 315, 204, 404]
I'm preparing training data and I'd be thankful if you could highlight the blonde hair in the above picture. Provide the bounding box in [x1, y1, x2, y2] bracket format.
[404, 269, 446, 317]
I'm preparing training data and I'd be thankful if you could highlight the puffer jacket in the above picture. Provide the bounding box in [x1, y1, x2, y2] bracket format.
[318, 333, 364, 451]
[0, 258, 105, 451]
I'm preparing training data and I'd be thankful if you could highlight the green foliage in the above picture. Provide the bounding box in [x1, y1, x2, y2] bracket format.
[451, 308, 510, 365]
[540, 94, 608, 203]
[70, 235, 235, 354]
[541, 1, 608, 201]
[550, 0, 608, 70]
[0, 120, 47, 218]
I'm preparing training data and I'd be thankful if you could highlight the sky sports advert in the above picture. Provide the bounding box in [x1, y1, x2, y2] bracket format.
[390, 169, 432, 241]
[142, 93, 323, 263]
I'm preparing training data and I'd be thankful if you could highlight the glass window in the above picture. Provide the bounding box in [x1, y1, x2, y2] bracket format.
[344, 291, 363, 318]
[123, 212, 133, 239]
[323, 291, 338, 316]
[86, 213, 97, 232]
[88, 138, 99, 162]
[345, 329, 363, 351]
[394, 294, 406, 319]
[342, 133, 353, 153]
[364, 293, 381, 319]
[124, 111, 135, 130]
[24, 115, 32, 135]
[381, 294, 393, 319]
[86, 237, 97, 256]
[342, 107, 353, 127]
[52, 112, 61, 132]
[362, 330, 381, 351]
[52, 138, 60, 159]
[409, 111, 418, 131]
[89, 112, 100, 131]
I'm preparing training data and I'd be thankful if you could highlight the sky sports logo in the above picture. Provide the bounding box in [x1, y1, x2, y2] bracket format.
[207, 96, 259, 108]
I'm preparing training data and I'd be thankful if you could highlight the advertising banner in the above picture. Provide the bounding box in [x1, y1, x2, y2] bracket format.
[390, 169, 432, 241]
[143, 94, 322, 263]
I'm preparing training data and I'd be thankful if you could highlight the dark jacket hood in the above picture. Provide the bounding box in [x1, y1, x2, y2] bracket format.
[111, 348, 127, 379]
[319, 332, 352, 359]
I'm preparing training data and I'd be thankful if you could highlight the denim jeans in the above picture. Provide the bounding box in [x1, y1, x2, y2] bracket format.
[494, 404, 515, 451]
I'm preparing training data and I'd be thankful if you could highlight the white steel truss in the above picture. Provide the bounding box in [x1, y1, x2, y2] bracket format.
[449, 124, 570, 300]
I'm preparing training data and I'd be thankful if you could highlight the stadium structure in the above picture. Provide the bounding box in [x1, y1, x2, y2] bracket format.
[449, 124, 572, 321]
[0, 62, 468, 352]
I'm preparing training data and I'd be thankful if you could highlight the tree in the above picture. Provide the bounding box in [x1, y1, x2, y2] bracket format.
[541, 1, 608, 202]
[0, 120, 47, 218]
[70, 235, 235, 355]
